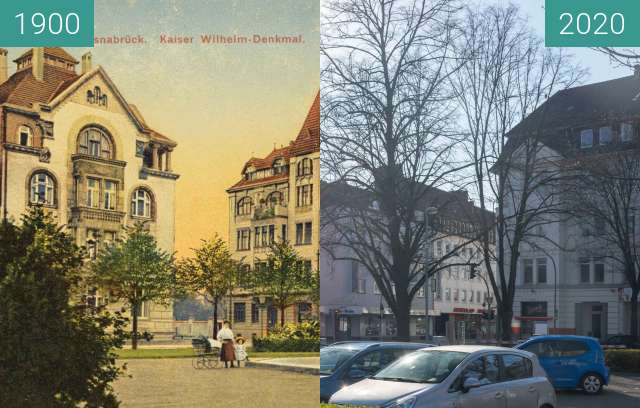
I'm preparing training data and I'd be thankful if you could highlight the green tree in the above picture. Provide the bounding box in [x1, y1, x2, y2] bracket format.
[91, 223, 175, 349]
[252, 241, 315, 326]
[0, 208, 127, 408]
[176, 235, 239, 337]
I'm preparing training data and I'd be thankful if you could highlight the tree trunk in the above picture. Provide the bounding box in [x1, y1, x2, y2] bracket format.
[631, 287, 639, 338]
[132, 302, 139, 350]
[280, 307, 286, 326]
[499, 305, 513, 343]
[212, 296, 219, 338]
[395, 295, 411, 341]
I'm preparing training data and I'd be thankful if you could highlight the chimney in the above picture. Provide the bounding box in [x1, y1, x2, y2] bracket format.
[81, 52, 92, 75]
[0, 48, 7, 84]
[32, 47, 44, 81]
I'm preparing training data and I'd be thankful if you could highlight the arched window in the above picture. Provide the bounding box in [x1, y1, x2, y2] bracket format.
[297, 158, 313, 177]
[131, 188, 153, 218]
[77, 127, 114, 159]
[18, 125, 33, 147]
[237, 197, 253, 216]
[266, 191, 283, 208]
[29, 172, 56, 206]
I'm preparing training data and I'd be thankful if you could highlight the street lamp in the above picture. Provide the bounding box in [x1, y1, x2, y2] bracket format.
[423, 206, 438, 342]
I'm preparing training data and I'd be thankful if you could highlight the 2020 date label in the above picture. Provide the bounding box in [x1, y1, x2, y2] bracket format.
[0, 0, 93, 47]
[546, 0, 640, 47]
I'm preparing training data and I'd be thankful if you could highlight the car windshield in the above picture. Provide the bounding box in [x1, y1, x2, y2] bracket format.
[373, 350, 468, 384]
[320, 347, 360, 375]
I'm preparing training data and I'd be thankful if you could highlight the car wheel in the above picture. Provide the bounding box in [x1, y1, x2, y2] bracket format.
[581, 373, 604, 395]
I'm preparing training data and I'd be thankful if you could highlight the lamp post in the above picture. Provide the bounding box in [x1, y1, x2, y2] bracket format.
[423, 207, 438, 342]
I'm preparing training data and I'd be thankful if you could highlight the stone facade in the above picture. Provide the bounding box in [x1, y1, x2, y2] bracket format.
[0, 48, 179, 338]
[226, 92, 320, 339]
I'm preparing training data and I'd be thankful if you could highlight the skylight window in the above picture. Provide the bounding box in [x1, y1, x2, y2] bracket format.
[621, 123, 634, 142]
[580, 129, 593, 148]
[599, 126, 612, 145]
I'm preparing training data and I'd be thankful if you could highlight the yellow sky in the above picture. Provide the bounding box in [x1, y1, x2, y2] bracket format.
[86, 0, 319, 256]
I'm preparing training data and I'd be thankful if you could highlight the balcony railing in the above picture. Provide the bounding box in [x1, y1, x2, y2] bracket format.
[253, 204, 287, 220]
[71, 207, 125, 224]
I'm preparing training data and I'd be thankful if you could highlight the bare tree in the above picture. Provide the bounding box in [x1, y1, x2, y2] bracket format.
[566, 151, 640, 337]
[594, 48, 640, 69]
[321, 0, 473, 340]
[451, 4, 585, 341]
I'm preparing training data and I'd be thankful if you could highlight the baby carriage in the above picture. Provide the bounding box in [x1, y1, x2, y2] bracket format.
[191, 336, 221, 369]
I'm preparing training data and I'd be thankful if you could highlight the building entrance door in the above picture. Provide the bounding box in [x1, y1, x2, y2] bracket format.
[590, 304, 604, 339]
[576, 303, 607, 339]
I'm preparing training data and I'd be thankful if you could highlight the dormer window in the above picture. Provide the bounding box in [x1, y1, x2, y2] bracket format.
[580, 129, 593, 149]
[273, 158, 286, 174]
[18, 126, 33, 147]
[621, 123, 634, 142]
[599, 126, 612, 145]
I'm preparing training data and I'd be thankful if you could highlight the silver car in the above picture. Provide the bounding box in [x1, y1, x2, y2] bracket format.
[329, 345, 557, 408]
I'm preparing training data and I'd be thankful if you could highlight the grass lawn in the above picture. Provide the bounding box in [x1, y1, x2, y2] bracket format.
[116, 348, 319, 360]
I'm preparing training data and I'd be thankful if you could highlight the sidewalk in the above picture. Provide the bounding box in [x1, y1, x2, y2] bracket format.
[246, 357, 320, 375]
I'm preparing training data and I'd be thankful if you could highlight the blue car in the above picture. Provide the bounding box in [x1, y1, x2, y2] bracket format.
[320, 341, 432, 402]
[516, 335, 610, 394]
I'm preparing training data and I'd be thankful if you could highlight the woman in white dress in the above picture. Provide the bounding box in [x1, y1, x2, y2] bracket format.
[217, 321, 236, 368]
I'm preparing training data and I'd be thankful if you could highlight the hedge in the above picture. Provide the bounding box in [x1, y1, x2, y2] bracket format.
[605, 349, 640, 371]
[252, 337, 319, 352]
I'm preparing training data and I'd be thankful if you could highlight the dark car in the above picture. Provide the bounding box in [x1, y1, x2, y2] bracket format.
[320, 341, 432, 402]
[602, 335, 640, 349]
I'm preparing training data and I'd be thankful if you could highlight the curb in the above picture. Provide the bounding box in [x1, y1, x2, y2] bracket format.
[245, 360, 319, 375]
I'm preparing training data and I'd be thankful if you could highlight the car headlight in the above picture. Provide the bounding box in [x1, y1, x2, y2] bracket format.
[384, 396, 417, 408]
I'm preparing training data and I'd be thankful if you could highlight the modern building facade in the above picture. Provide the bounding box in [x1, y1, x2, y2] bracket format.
[0, 47, 179, 337]
[226, 92, 320, 339]
[321, 182, 496, 344]
[505, 72, 640, 340]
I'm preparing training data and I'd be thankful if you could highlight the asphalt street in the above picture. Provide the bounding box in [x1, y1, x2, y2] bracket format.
[558, 374, 640, 408]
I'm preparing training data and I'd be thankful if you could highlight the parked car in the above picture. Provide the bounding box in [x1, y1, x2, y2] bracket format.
[601, 334, 640, 350]
[329, 345, 557, 408]
[320, 337, 329, 348]
[516, 335, 610, 394]
[320, 341, 432, 402]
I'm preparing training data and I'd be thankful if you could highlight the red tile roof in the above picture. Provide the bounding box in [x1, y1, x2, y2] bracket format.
[0, 64, 79, 107]
[0, 48, 176, 147]
[14, 47, 79, 65]
[290, 91, 320, 156]
[228, 173, 289, 192]
[230, 91, 320, 190]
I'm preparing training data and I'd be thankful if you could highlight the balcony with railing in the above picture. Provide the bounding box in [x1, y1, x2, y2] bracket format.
[253, 204, 288, 221]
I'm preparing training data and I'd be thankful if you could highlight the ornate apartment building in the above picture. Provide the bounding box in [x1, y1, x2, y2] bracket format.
[320, 182, 496, 344]
[226, 92, 319, 338]
[0, 47, 179, 337]
[505, 72, 640, 340]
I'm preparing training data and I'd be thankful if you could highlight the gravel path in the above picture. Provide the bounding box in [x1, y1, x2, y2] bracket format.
[113, 358, 319, 407]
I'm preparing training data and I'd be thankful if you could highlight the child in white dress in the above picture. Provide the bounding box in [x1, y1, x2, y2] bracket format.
[234, 335, 248, 366]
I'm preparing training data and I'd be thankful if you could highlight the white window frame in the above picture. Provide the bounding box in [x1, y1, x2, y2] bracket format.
[30, 172, 55, 206]
[18, 125, 33, 147]
[87, 178, 100, 208]
[103, 180, 117, 210]
[131, 188, 152, 218]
